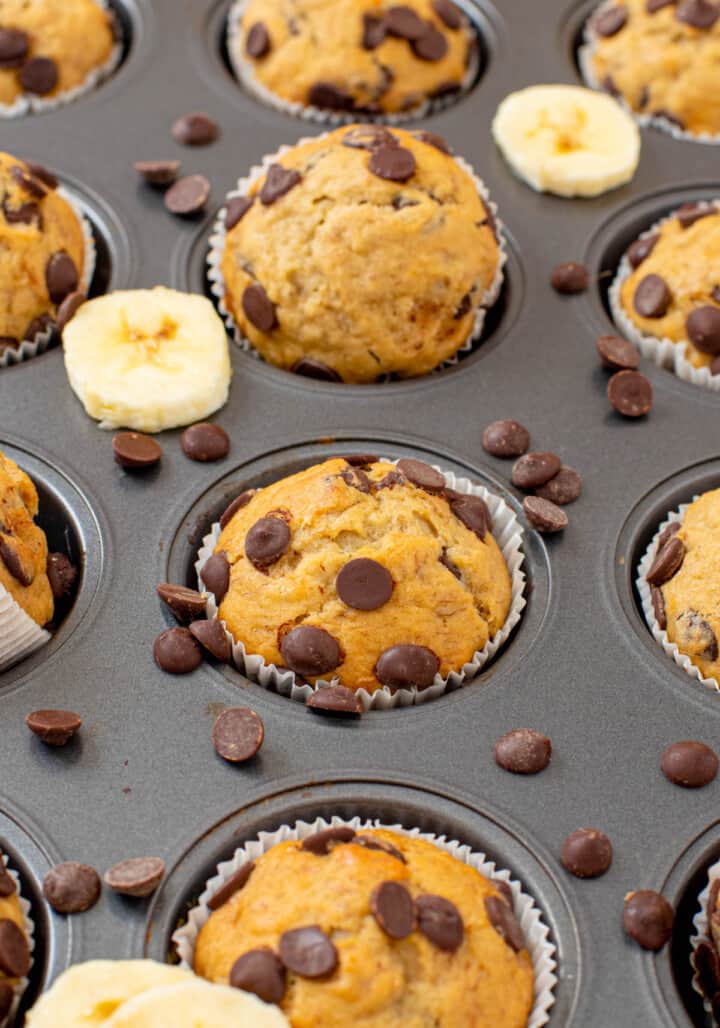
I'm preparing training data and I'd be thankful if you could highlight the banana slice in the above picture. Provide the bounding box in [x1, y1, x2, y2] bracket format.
[63, 287, 232, 433]
[492, 84, 640, 198]
[105, 980, 290, 1027]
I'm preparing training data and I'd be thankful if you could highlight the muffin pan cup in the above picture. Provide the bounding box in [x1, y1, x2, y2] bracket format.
[0, 852, 35, 1028]
[690, 857, 720, 1022]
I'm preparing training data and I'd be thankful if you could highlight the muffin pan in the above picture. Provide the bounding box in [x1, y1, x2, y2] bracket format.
[2, 0, 720, 1023]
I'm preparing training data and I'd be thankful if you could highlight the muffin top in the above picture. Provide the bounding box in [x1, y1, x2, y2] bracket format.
[236, 0, 474, 115]
[212, 456, 512, 694]
[194, 827, 534, 1028]
[0, 449, 53, 627]
[618, 203, 720, 369]
[0, 152, 85, 346]
[0, 0, 116, 108]
[586, 0, 720, 137]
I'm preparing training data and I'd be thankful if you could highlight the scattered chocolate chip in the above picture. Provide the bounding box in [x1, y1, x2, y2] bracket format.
[246, 21, 271, 58]
[343, 126, 395, 150]
[607, 369, 653, 417]
[260, 164, 302, 205]
[694, 940, 720, 1000]
[523, 495, 568, 533]
[164, 175, 210, 216]
[180, 422, 230, 462]
[112, 431, 162, 470]
[375, 644, 439, 690]
[134, 160, 180, 187]
[595, 5, 628, 34]
[280, 625, 342, 677]
[355, 836, 406, 862]
[634, 274, 671, 318]
[11, 164, 47, 199]
[336, 558, 393, 610]
[396, 458, 445, 492]
[651, 585, 667, 629]
[225, 196, 253, 231]
[687, 306, 720, 355]
[200, 552, 231, 603]
[308, 81, 355, 110]
[371, 881, 416, 939]
[362, 13, 387, 48]
[596, 334, 640, 370]
[46, 553, 78, 600]
[279, 926, 338, 978]
[231, 948, 286, 1004]
[301, 827, 356, 855]
[207, 862, 255, 910]
[450, 494, 491, 539]
[535, 466, 582, 505]
[213, 707, 264, 763]
[56, 291, 85, 332]
[561, 829, 613, 878]
[189, 618, 231, 663]
[245, 516, 291, 568]
[551, 262, 590, 295]
[494, 728, 552, 774]
[220, 489, 256, 529]
[153, 627, 203, 674]
[172, 113, 219, 146]
[433, 0, 463, 29]
[20, 56, 58, 94]
[0, 919, 30, 978]
[482, 419, 530, 458]
[306, 685, 363, 717]
[0, 536, 33, 586]
[0, 28, 29, 69]
[104, 856, 165, 898]
[417, 894, 464, 951]
[512, 451, 561, 489]
[43, 862, 101, 914]
[369, 145, 416, 182]
[26, 709, 82, 747]
[385, 5, 427, 38]
[484, 894, 525, 951]
[292, 357, 342, 381]
[646, 535, 685, 585]
[0, 983, 12, 1021]
[46, 252, 78, 305]
[412, 23, 449, 60]
[0, 863, 14, 900]
[623, 890, 674, 950]
[156, 583, 206, 624]
[676, 0, 719, 26]
[242, 283, 277, 332]
[661, 740, 718, 787]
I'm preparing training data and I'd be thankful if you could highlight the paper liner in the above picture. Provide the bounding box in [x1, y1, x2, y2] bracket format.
[691, 856, 720, 1020]
[0, 584, 51, 675]
[636, 496, 720, 693]
[195, 458, 525, 710]
[207, 133, 507, 380]
[579, 1, 720, 146]
[225, 0, 479, 127]
[0, 186, 97, 370]
[608, 200, 720, 392]
[0, 0, 122, 120]
[172, 815, 557, 1028]
[0, 850, 36, 1028]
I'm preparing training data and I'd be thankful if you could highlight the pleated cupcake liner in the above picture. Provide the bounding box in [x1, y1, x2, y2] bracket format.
[172, 815, 557, 1028]
[0, 585, 51, 675]
[0, 850, 35, 1028]
[691, 857, 720, 1021]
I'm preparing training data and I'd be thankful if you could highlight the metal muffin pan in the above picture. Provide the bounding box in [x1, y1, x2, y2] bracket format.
[2, 0, 720, 1023]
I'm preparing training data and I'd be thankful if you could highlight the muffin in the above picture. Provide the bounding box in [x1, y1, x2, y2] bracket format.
[0, 0, 117, 109]
[193, 827, 534, 1027]
[217, 125, 502, 382]
[0, 852, 31, 1023]
[0, 448, 53, 630]
[582, 0, 720, 138]
[615, 202, 720, 372]
[0, 152, 86, 351]
[232, 0, 475, 116]
[206, 456, 512, 695]
[694, 872, 720, 1021]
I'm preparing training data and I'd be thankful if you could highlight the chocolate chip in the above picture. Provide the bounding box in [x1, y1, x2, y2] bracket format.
[246, 21, 271, 58]
[336, 558, 393, 610]
[301, 827, 356, 855]
[677, 609, 718, 660]
[687, 306, 720, 355]
[56, 291, 85, 332]
[0, 919, 30, 977]
[225, 196, 253, 231]
[417, 894, 464, 951]
[134, 160, 180, 187]
[450, 494, 491, 539]
[153, 627, 203, 674]
[676, 0, 719, 26]
[375, 644, 439, 689]
[494, 881, 514, 906]
[561, 829, 613, 878]
[661, 740, 718, 787]
[494, 728, 552, 774]
[601, 74, 619, 96]
[0, 28, 29, 69]
[412, 23, 449, 60]
[595, 5, 628, 34]
[0, 860, 14, 901]
[385, 5, 427, 38]
[482, 419, 530, 458]
[651, 585, 667, 629]
[46, 252, 78, 305]
[43, 862, 101, 914]
[180, 423, 230, 462]
[308, 82, 355, 110]
[362, 13, 387, 48]
[156, 583, 207, 623]
[260, 164, 302, 205]
[3, 198, 41, 226]
[104, 856, 165, 898]
[26, 709, 81, 747]
[369, 145, 416, 182]
[220, 489, 256, 529]
[24, 313, 54, 341]
[172, 113, 219, 146]
[0, 536, 33, 586]
[712, 285, 720, 304]
[695, 940, 720, 1000]
[607, 370, 653, 418]
[46, 553, 78, 600]
[551, 262, 590, 294]
[677, 202, 713, 228]
[413, 130, 452, 154]
[355, 835, 406, 862]
[0, 983, 12, 1021]
[231, 948, 286, 1004]
[20, 56, 58, 94]
[189, 618, 231, 663]
[280, 626, 342, 677]
[634, 274, 671, 318]
[535, 466, 582, 505]
[207, 862, 255, 910]
[376, 469, 404, 490]
[112, 431, 162, 470]
[200, 552, 231, 603]
[279, 926, 338, 978]
[623, 890, 674, 950]
[306, 685, 363, 717]
[653, 108, 686, 128]
[245, 516, 291, 568]
[0, 337, 18, 355]
[647, 535, 685, 586]
[213, 707, 264, 763]
[344, 454, 379, 466]
[11, 164, 47, 199]
[242, 283, 277, 332]
[512, 451, 562, 489]
[371, 881, 416, 938]
[647, 0, 674, 10]
[433, 0, 463, 29]
[596, 334, 640, 370]
[164, 175, 210, 216]
[396, 458, 445, 492]
[523, 495, 568, 533]
[486, 894, 526, 951]
[292, 357, 342, 381]
[342, 125, 395, 150]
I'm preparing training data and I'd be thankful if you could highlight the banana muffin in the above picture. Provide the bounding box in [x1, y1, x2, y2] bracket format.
[693, 875, 720, 1020]
[193, 827, 534, 1027]
[0, 448, 53, 628]
[0, 152, 86, 350]
[208, 456, 512, 695]
[219, 125, 502, 382]
[617, 202, 720, 371]
[233, 0, 475, 115]
[0, 853, 31, 1022]
[583, 0, 720, 138]
[0, 0, 117, 109]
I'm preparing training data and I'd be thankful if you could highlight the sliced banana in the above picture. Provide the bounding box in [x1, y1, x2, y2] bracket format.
[105, 980, 290, 1027]
[62, 287, 232, 433]
[492, 84, 640, 198]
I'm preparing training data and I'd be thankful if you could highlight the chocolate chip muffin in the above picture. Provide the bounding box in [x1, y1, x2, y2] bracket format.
[233, 0, 475, 116]
[219, 125, 502, 382]
[0, 0, 117, 109]
[617, 202, 720, 371]
[207, 456, 512, 695]
[0, 853, 31, 1022]
[583, 0, 720, 138]
[0, 152, 86, 352]
[694, 875, 720, 1019]
[193, 827, 534, 1027]
[0, 449, 53, 628]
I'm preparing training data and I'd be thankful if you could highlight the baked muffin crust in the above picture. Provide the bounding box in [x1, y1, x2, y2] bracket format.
[0, 449, 53, 627]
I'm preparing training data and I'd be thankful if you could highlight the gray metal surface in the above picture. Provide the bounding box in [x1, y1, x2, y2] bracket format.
[1, 0, 719, 1023]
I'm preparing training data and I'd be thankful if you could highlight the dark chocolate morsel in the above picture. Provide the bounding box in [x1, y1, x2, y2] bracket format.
[280, 625, 342, 678]
[375, 644, 439, 689]
[230, 948, 286, 1004]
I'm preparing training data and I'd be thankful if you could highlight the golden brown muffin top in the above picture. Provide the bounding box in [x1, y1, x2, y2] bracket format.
[0, 449, 53, 627]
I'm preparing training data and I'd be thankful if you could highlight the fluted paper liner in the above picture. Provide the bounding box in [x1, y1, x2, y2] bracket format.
[0, 850, 35, 1027]
[172, 816, 557, 1028]
[691, 856, 720, 1020]
[0, 583, 50, 674]
[195, 458, 525, 710]
[636, 496, 720, 693]
[206, 132, 507, 379]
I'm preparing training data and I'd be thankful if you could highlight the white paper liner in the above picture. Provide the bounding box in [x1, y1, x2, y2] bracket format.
[207, 133, 507, 380]
[195, 458, 525, 710]
[0, 186, 97, 370]
[579, 1, 720, 146]
[0, 850, 36, 1028]
[172, 815, 557, 1028]
[0, 0, 122, 120]
[0, 583, 51, 674]
[225, 0, 479, 127]
[608, 200, 720, 392]
[690, 856, 720, 1020]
